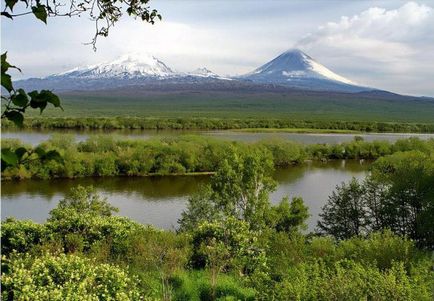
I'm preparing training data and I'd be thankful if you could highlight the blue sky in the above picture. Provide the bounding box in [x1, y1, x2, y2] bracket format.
[2, 0, 434, 96]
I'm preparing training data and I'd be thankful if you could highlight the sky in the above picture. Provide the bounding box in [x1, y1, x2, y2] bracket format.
[1, 0, 434, 96]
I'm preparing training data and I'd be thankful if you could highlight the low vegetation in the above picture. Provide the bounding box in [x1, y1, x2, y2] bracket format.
[1, 145, 433, 300]
[3, 116, 434, 132]
[2, 135, 434, 180]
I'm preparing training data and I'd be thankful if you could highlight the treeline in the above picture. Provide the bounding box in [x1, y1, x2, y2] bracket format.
[2, 135, 434, 180]
[2, 147, 433, 300]
[3, 116, 434, 132]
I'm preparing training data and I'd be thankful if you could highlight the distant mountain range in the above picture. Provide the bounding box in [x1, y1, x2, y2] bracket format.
[15, 49, 379, 93]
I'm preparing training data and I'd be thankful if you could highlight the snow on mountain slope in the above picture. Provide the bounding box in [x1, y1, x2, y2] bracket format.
[15, 54, 230, 91]
[14, 50, 376, 93]
[240, 49, 369, 92]
[189, 67, 219, 78]
[53, 53, 174, 79]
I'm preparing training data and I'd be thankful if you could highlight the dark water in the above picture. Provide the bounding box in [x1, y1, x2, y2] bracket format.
[3, 128, 434, 146]
[1, 160, 368, 231]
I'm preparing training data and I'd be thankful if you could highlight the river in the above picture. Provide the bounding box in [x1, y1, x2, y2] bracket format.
[3, 128, 434, 145]
[1, 160, 368, 232]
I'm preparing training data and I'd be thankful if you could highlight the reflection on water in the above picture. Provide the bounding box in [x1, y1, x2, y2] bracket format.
[1, 129, 203, 146]
[3, 128, 434, 146]
[1, 160, 368, 231]
[271, 160, 368, 231]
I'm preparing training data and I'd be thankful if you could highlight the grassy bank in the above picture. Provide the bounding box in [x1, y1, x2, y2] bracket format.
[3, 116, 434, 133]
[235, 128, 362, 134]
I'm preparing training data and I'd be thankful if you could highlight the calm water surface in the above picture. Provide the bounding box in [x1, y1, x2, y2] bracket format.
[3, 128, 434, 145]
[1, 161, 368, 231]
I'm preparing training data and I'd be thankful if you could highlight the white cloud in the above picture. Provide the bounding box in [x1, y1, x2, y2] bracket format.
[296, 2, 434, 95]
[101, 20, 292, 75]
[3, 1, 433, 95]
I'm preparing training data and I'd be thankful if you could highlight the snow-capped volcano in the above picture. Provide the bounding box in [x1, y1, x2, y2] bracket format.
[53, 53, 174, 79]
[15, 50, 375, 93]
[240, 49, 369, 92]
[16, 54, 229, 91]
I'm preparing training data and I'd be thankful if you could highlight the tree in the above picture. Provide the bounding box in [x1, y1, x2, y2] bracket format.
[317, 151, 434, 249]
[48, 185, 118, 221]
[200, 237, 233, 301]
[371, 151, 434, 249]
[268, 196, 309, 234]
[362, 178, 389, 231]
[317, 178, 367, 239]
[178, 186, 218, 232]
[190, 217, 267, 276]
[179, 147, 277, 231]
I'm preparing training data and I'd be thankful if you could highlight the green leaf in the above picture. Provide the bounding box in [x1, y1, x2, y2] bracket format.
[1, 149, 18, 165]
[1, 73, 13, 92]
[34, 147, 46, 157]
[14, 147, 28, 160]
[1, 52, 21, 74]
[11, 90, 29, 107]
[44, 150, 62, 162]
[28, 90, 38, 98]
[41, 90, 61, 108]
[28, 90, 61, 112]
[5, 0, 18, 11]
[5, 111, 24, 127]
[30, 99, 48, 113]
[1, 52, 7, 73]
[28, 91, 48, 113]
[32, 4, 48, 24]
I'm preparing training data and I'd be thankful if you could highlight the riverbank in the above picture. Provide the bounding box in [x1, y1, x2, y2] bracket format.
[2, 117, 434, 133]
[2, 135, 433, 181]
[235, 128, 362, 134]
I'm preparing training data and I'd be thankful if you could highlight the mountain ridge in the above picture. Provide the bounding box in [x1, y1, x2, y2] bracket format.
[13, 49, 418, 97]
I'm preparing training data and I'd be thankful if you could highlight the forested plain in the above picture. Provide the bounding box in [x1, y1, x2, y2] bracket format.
[20, 91, 434, 123]
[1, 134, 434, 300]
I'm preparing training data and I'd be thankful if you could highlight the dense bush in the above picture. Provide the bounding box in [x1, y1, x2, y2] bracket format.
[1, 218, 47, 255]
[273, 259, 432, 301]
[1, 254, 143, 301]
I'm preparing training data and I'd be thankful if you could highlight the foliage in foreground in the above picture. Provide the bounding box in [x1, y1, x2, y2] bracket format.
[2, 213, 432, 300]
[2, 146, 433, 300]
[1, 254, 142, 301]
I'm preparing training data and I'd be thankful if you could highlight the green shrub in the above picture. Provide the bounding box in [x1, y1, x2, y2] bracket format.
[274, 259, 433, 301]
[1, 218, 48, 255]
[337, 231, 416, 270]
[1, 253, 143, 301]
